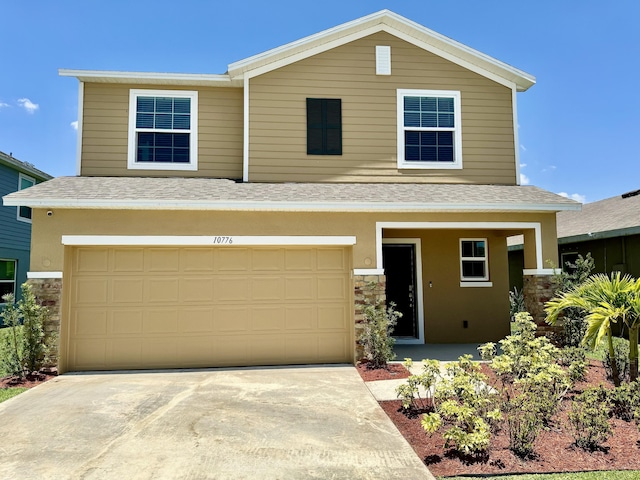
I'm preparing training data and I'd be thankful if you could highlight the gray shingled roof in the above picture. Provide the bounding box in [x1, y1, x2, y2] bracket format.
[556, 190, 640, 241]
[0, 150, 52, 181]
[2, 176, 579, 212]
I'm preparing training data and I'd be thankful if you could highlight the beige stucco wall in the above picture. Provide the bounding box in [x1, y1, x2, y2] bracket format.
[248, 31, 517, 184]
[81, 83, 243, 178]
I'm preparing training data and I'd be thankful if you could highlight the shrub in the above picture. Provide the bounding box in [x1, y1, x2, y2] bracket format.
[505, 394, 543, 457]
[0, 284, 55, 377]
[396, 358, 441, 411]
[509, 287, 525, 320]
[359, 282, 401, 369]
[609, 380, 640, 422]
[570, 386, 612, 450]
[558, 346, 588, 383]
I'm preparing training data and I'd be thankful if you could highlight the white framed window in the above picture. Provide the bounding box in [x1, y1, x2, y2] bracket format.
[17, 173, 35, 223]
[460, 238, 489, 282]
[127, 89, 198, 171]
[0, 259, 16, 302]
[397, 89, 462, 169]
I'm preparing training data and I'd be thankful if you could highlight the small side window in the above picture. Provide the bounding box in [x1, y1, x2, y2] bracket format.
[17, 173, 35, 223]
[460, 238, 489, 281]
[0, 259, 16, 302]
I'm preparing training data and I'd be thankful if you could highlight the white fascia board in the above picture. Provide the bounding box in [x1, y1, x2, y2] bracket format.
[243, 76, 249, 182]
[513, 89, 521, 185]
[75, 81, 84, 176]
[62, 235, 356, 247]
[1, 197, 582, 212]
[59, 69, 240, 87]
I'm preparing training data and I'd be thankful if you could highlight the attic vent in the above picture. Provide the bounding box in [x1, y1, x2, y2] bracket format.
[376, 46, 391, 75]
[621, 189, 640, 199]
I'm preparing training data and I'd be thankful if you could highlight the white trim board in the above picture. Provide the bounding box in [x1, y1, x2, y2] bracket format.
[382, 238, 425, 345]
[375, 221, 546, 270]
[75, 81, 84, 176]
[61, 235, 357, 247]
[27, 271, 63, 279]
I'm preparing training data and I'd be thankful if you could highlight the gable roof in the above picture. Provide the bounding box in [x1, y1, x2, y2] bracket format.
[0, 150, 52, 181]
[3, 177, 578, 213]
[228, 10, 535, 91]
[60, 10, 535, 92]
[555, 189, 640, 243]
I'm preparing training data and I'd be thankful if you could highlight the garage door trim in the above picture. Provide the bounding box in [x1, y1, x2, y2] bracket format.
[62, 235, 357, 246]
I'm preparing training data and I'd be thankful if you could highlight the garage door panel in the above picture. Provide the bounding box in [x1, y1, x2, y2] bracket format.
[179, 308, 213, 333]
[68, 246, 351, 371]
[112, 310, 144, 334]
[74, 309, 107, 335]
[113, 248, 144, 272]
[112, 278, 144, 303]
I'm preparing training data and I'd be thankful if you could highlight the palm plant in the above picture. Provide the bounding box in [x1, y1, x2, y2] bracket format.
[545, 273, 640, 386]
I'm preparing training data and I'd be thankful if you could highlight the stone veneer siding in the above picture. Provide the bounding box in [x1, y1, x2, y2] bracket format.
[27, 278, 62, 369]
[353, 274, 387, 360]
[523, 274, 561, 336]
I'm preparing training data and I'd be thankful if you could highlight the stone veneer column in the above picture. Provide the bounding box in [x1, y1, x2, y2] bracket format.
[27, 278, 62, 369]
[522, 274, 561, 337]
[353, 274, 386, 361]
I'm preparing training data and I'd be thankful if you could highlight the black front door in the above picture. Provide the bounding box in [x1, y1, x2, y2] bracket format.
[382, 243, 418, 338]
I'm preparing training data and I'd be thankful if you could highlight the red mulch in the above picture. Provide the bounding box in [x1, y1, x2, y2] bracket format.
[356, 361, 412, 382]
[0, 370, 56, 389]
[380, 360, 640, 477]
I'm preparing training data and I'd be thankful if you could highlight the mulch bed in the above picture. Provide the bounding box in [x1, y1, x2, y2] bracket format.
[0, 370, 57, 389]
[380, 360, 640, 477]
[356, 361, 412, 382]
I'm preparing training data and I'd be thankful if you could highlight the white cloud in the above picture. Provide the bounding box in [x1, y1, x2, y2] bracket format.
[542, 165, 557, 173]
[17, 98, 39, 113]
[0, 102, 9, 109]
[520, 173, 530, 185]
[520, 163, 527, 168]
[70, 120, 78, 130]
[558, 192, 586, 203]
[520, 144, 527, 151]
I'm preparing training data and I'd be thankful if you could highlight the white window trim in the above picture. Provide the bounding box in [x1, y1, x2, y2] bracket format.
[396, 89, 462, 170]
[459, 238, 489, 282]
[16, 173, 35, 223]
[0, 259, 17, 303]
[127, 89, 198, 172]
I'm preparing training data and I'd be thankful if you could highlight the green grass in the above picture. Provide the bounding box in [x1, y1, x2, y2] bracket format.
[0, 387, 27, 403]
[442, 471, 640, 479]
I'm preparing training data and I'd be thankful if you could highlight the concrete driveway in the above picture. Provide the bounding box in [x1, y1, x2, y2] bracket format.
[0, 365, 434, 480]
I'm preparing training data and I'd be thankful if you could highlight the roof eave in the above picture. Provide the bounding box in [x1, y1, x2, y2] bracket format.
[0, 154, 52, 181]
[59, 69, 242, 87]
[558, 226, 640, 245]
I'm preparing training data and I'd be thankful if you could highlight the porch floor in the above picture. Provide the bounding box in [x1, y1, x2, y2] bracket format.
[392, 343, 482, 362]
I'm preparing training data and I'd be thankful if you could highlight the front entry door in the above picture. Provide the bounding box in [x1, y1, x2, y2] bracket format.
[382, 243, 418, 339]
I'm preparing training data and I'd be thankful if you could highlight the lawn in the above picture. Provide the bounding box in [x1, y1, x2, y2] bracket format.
[0, 387, 27, 403]
[445, 472, 639, 480]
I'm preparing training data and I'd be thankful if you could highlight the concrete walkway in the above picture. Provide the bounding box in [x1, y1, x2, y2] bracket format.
[0, 365, 435, 480]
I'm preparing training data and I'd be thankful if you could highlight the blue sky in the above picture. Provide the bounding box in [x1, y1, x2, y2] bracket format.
[1, 1, 638, 203]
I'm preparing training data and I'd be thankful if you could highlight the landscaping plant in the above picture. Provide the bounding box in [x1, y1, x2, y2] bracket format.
[359, 282, 401, 368]
[546, 272, 640, 385]
[0, 283, 55, 378]
[569, 386, 612, 450]
[396, 358, 441, 412]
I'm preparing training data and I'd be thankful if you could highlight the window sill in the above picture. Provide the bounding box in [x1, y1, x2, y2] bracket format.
[127, 162, 197, 172]
[398, 161, 462, 170]
[460, 281, 493, 288]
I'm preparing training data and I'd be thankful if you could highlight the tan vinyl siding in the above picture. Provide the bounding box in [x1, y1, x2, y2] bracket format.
[249, 31, 517, 184]
[81, 83, 243, 178]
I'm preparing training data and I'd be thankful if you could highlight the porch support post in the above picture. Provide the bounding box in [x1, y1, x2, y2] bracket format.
[522, 272, 561, 337]
[353, 273, 386, 361]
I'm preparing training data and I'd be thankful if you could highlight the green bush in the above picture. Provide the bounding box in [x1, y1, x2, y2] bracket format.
[396, 358, 441, 411]
[609, 380, 640, 422]
[603, 337, 630, 383]
[505, 395, 543, 457]
[558, 346, 588, 383]
[570, 386, 612, 450]
[358, 282, 401, 368]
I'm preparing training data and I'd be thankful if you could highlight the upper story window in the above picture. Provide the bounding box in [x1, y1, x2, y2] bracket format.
[460, 238, 489, 281]
[307, 98, 342, 155]
[0, 259, 16, 303]
[397, 89, 462, 170]
[17, 173, 35, 223]
[128, 89, 198, 171]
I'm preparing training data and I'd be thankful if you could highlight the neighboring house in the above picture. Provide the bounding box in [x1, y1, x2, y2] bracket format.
[3, 10, 579, 373]
[509, 189, 640, 289]
[0, 151, 52, 314]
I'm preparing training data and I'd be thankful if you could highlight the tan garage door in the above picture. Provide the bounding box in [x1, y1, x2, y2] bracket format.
[66, 246, 352, 371]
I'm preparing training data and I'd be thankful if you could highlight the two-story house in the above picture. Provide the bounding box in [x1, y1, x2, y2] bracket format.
[3, 10, 579, 373]
[0, 151, 51, 313]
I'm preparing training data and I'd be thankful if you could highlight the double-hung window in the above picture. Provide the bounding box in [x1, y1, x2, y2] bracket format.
[307, 98, 342, 155]
[397, 89, 462, 169]
[128, 89, 198, 171]
[460, 238, 489, 283]
[17, 173, 35, 223]
[0, 260, 16, 302]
